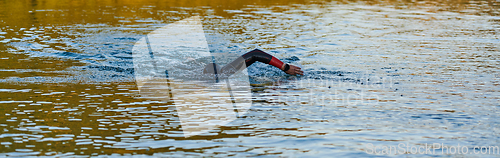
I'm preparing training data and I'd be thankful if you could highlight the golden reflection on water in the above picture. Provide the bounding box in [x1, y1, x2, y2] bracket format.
[1, 0, 499, 28]
[0, 82, 254, 155]
[0, 0, 499, 156]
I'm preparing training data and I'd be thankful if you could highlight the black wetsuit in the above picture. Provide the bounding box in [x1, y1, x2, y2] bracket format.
[203, 49, 289, 79]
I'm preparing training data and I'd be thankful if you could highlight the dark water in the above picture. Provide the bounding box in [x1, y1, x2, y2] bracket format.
[0, 0, 499, 157]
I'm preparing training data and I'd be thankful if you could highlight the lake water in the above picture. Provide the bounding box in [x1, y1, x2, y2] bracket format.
[0, 0, 499, 157]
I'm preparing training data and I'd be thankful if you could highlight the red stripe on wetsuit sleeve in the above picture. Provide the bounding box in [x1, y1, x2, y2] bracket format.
[269, 57, 284, 69]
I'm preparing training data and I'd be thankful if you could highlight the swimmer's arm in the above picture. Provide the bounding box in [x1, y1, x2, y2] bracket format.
[244, 49, 304, 76]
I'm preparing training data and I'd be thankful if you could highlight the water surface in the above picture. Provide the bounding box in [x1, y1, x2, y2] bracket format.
[0, 0, 499, 157]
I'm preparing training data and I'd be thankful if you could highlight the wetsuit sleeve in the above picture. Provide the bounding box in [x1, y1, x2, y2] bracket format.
[214, 49, 287, 78]
[241, 49, 284, 69]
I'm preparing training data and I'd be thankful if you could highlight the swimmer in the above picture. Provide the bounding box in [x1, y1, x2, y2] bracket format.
[203, 49, 304, 78]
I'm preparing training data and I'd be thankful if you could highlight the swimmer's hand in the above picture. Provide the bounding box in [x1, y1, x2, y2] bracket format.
[283, 64, 304, 75]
